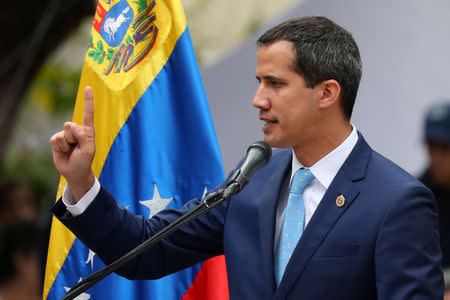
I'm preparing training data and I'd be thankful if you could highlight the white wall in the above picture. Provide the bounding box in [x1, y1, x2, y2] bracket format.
[202, 0, 450, 175]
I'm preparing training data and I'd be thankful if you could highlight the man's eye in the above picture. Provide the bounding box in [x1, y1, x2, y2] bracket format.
[271, 81, 281, 86]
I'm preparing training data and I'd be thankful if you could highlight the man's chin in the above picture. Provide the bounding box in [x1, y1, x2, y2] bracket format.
[263, 137, 290, 149]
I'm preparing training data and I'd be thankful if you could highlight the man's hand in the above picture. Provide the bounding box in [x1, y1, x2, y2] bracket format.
[50, 86, 96, 202]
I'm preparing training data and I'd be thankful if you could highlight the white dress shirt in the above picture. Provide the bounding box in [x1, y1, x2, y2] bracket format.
[62, 178, 100, 216]
[274, 126, 358, 247]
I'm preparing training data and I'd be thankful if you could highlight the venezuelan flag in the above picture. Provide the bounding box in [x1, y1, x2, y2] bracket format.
[44, 0, 229, 298]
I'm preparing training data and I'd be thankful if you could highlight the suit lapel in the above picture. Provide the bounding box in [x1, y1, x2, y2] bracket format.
[259, 151, 292, 299]
[275, 133, 372, 299]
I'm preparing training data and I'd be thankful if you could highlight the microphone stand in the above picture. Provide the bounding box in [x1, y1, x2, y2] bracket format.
[62, 183, 239, 300]
[62, 140, 272, 299]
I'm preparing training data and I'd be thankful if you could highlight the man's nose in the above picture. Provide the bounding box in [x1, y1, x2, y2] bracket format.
[252, 85, 270, 110]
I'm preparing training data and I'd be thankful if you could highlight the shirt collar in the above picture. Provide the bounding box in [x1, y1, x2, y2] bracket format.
[291, 125, 359, 189]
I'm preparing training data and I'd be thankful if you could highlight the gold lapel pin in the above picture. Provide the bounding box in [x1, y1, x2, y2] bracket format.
[336, 195, 345, 207]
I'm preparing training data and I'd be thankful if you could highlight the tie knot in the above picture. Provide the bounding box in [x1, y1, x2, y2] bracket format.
[290, 169, 315, 194]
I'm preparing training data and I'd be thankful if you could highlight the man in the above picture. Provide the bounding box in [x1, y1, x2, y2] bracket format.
[419, 102, 450, 297]
[50, 16, 443, 298]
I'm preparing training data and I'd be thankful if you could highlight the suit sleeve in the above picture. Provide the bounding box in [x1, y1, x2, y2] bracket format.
[52, 180, 229, 280]
[374, 182, 444, 299]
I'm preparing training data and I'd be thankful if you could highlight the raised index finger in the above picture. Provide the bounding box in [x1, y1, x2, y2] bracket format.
[83, 86, 95, 128]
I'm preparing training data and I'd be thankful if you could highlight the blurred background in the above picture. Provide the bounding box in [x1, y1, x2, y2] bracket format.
[0, 0, 301, 219]
[1, 0, 450, 297]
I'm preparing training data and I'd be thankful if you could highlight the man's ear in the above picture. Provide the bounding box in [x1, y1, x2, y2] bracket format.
[318, 79, 341, 109]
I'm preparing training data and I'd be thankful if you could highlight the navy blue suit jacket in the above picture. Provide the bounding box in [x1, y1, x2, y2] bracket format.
[54, 134, 444, 299]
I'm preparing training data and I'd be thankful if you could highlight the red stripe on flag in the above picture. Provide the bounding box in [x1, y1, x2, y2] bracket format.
[93, 2, 106, 33]
[181, 256, 229, 300]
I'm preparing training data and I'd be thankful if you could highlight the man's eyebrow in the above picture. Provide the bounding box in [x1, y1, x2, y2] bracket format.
[256, 74, 282, 81]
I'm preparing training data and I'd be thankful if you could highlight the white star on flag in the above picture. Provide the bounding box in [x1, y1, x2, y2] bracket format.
[85, 249, 96, 270]
[202, 186, 208, 199]
[139, 184, 173, 218]
[64, 278, 91, 299]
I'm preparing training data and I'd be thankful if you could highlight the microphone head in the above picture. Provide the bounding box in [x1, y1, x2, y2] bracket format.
[227, 141, 272, 191]
[247, 141, 272, 164]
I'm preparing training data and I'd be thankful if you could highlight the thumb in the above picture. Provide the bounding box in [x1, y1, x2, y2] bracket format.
[69, 123, 83, 142]
[71, 120, 96, 159]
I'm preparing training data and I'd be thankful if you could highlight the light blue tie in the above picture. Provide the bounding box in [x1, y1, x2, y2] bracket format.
[275, 168, 315, 286]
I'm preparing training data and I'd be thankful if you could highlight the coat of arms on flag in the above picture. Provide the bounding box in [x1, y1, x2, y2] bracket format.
[88, 0, 162, 90]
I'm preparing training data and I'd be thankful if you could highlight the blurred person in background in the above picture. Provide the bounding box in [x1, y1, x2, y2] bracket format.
[0, 179, 39, 226]
[0, 222, 42, 300]
[419, 102, 450, 298]
[0, 178, 51, 289]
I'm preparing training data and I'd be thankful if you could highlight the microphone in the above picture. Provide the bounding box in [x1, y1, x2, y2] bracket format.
[223, 141, 272, 198]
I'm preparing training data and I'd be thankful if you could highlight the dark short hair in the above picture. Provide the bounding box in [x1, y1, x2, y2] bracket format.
[257, 16, 362, 120]
[424, 102, 450, 145]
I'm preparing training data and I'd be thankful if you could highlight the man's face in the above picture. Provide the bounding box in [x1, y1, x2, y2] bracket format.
[427, 140, 450, 188]
[252, 40, 320, 150]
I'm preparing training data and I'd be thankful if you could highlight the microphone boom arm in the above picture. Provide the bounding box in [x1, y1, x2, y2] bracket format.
[62, 188, 228, 300]
[62, 141, 271, 300]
